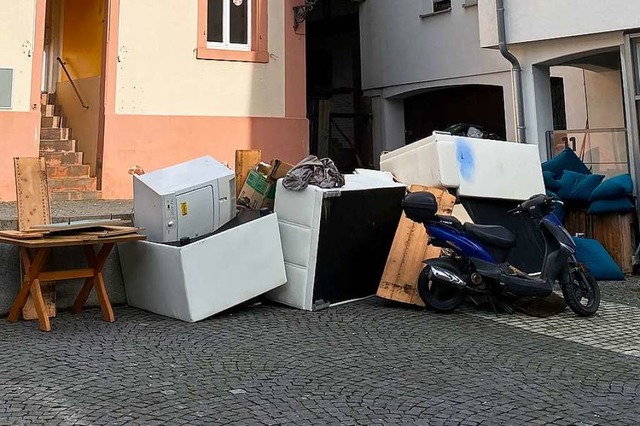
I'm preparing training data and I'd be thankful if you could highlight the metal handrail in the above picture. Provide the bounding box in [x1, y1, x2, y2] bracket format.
[552, 128, 627, 134]
[545, 128, 630, 176]
[546, 128, 628, 155]
[56, 57, 89, 110]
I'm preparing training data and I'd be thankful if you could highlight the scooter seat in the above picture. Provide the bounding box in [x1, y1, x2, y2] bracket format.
[464, 223, 516, 249]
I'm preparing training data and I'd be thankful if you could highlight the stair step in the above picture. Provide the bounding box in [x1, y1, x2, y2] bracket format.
[41, 116, 65, 128]
[47, 165, 91, 178]
[40, 139, 76, 153]
[40, 127, 70, 140]
[41, 151, 83, 166]
[41, 104, 60, 117]
[50, 191, 101, 201]
[40, 93, 56, 106]
[48, 177, 97, 192]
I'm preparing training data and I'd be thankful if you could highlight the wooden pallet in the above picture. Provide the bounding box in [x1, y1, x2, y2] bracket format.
[591, 213, 634, 275]
[377, 186, 457, 306]
[565, 209, 635, 275]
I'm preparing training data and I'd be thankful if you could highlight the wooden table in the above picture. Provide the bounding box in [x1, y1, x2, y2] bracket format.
[0, 233, 145, 331]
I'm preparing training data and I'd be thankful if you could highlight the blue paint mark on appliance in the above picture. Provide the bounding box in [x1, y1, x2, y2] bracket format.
[455, 138, 475, 181]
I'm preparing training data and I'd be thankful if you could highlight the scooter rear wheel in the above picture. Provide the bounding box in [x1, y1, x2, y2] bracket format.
[418, 259, 467, 312]
[561, 266, 600, 317]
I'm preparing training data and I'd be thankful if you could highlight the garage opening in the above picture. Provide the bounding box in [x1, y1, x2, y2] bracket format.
[403, 85, 507, 144]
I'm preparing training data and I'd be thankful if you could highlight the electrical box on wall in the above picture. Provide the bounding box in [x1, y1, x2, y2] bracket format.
[0, 69, 13, 109]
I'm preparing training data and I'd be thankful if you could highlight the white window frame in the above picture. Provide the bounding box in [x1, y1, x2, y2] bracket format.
[421, 0, 452, 17]
[207, 0, 252, 52]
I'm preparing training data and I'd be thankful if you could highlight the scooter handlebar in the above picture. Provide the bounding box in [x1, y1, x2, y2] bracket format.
[510, 194, 556, 216]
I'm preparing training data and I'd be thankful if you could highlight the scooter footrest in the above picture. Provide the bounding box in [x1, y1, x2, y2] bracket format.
[502, 275, 552, 297]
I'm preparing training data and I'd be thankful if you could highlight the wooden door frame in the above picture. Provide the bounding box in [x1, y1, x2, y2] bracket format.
[96, 0, 117, 191]
[96, 0, 107, 190]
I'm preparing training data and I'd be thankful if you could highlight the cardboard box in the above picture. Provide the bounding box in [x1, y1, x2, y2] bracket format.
[238, 159, 294, 209]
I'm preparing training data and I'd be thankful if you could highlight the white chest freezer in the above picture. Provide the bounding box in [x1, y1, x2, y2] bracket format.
[119, 212, 286, 322]
[380, 133, 545, 201]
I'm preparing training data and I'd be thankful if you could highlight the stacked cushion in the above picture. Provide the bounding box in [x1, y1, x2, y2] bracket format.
[542, 148, 591, 178]
[587, 173, 635, 215]
[543, 171, 562, 192]
[541, 150, 634, 216]
[557, 171, 604, 202]
[589, 174, 633, 200]
[588, 198, 635, 215]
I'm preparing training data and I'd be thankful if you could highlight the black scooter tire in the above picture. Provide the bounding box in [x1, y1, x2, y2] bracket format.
[418, 259, 467, 312]
[561, 267, 601, 317]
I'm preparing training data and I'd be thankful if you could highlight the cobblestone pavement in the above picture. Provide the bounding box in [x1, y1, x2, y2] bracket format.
[2, 280, 640, 425]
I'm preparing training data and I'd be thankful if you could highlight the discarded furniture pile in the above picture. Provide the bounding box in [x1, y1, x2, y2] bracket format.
[375, 132, 549, 306]
[3, 134, 635, 331]
[120, 151, 406, 319]
[542, 148, 635, 279]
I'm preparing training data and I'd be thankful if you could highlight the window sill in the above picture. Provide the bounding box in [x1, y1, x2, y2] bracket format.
[196, 48, 269, 63]
[419, 8, 452, 18]
[462, 1, 478, 8]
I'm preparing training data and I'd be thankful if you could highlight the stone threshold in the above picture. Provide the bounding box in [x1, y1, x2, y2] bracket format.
[0, 199, 134, 230]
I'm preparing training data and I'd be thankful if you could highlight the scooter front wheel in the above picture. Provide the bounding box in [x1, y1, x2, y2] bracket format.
[561, 266, 601, 317]
[418, 259, 467, 312]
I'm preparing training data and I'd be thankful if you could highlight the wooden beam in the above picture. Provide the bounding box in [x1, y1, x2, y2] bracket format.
[35, 269, 96, 282]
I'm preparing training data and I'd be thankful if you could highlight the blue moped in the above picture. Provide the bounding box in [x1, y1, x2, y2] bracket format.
[402, 192, 600, 316]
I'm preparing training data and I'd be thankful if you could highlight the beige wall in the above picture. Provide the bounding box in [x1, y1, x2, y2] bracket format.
[0, 1, 37, 112]
[551, 66, 625, 130]
[115, 0, 286, 117]
[56, 77, 101, 175]
[550, 66, 627, 176]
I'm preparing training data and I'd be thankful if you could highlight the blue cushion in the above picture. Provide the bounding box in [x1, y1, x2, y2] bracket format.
[572, 237, 624, 281]
[588, 197, 635, 215]
[543, 171, 562, 191]
[557, 170, 604, 202]
[589, 174, 633, 201]
[542, 148, 591, 178]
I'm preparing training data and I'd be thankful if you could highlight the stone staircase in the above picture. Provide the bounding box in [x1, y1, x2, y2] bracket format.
[40, 93, 100, 201]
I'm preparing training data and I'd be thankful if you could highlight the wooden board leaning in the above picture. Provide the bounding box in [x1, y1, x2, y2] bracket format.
[14, 157, 56, 319]
[377, 186, 457, 307]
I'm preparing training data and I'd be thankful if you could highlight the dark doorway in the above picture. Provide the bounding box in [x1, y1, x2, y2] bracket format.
[404, 85, 507, 144]
[550, 77, 568, 131]
[304, 0, 373, 172]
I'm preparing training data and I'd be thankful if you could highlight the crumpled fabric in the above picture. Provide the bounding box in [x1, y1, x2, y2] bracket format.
[282, 155, 345, 191]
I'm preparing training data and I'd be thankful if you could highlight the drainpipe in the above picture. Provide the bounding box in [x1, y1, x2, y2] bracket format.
[496, 0, 526, 143]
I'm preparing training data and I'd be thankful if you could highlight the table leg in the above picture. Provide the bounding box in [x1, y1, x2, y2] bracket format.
[94, 272, 115, 322]
[30, 278, 51, 332]
[7, 247, 50, 329]
[73, 243, 115, 322]
[71, 276, 94, 314]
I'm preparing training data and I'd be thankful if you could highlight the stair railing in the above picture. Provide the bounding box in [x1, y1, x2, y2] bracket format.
[56, 57, 89, 110]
